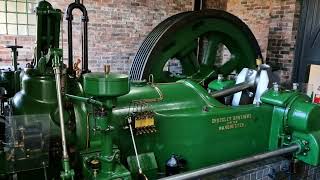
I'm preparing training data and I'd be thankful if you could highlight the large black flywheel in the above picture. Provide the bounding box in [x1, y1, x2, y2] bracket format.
[130, 9, 262, 83]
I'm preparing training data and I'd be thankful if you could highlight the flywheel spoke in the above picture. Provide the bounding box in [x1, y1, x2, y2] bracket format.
[130, 9, 261, 85]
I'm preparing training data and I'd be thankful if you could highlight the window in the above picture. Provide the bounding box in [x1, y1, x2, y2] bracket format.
[0, 0, 36, 36]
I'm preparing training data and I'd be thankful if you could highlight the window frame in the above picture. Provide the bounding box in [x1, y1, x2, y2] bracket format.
[0, 0, 36, 36]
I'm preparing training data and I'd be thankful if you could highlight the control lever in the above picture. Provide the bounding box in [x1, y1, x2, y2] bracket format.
[52, 49, 74, 180]
[128, 117, 148, 180]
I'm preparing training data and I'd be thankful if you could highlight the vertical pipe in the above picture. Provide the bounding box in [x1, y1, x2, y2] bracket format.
[100, 112, 113, 171]
[193, 0, 203, 67]
[82, 21, 88, 73]
[67, 19, 73, 73]
[13, 39, 17, 71]
[66, 2, 89, 74]
[193, 0, 203, 11]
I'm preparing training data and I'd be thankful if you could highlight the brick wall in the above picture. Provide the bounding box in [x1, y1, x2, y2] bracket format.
[0, 35, 35, 68]
[226, 0, 272, 59]
[205, 0, 227, 9]
[266, 0, 301, 82]
[0, 0, 194, 73]
[0, 0, 300, 81]
[226, 0, 301, 82]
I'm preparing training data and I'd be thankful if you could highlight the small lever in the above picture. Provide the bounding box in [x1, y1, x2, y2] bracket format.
[104, 65, 111, 75]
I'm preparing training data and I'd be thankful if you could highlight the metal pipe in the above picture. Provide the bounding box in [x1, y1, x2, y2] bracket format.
[128, 117, 142, 173]
[65, 94, 104, 106]
[65, 1, 89, 74]
[159, 144, 300, 180]
[53, 67, 68, 159]
[67, 15, 73, 73]
[192, 0, 203, 11]
[210, 82, 253, 98]
[193, 0, 203, 70]
[82, 20, 89, 72]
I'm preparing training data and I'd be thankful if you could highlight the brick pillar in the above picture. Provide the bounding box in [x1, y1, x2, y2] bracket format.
[266, 0, 301, 83]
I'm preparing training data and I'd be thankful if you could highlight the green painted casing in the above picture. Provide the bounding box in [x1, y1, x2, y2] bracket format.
[78, 80, 274, 176]
[83, 73, 130, 97]
[208, 79, 235, 91]
[35, 1, 61, 64]
[5, 69, 320, 179]
[288, 100, 320, 132]
[292, 131, 320, 165]
[80, 150, 132, 180]
[0, 70, 21, 97]
[261, 89, 320, 165]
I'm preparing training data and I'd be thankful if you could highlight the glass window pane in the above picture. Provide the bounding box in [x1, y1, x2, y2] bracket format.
[17, 2, 26, 13]
[0, 24, 6, 34]
[0, 12, 5, 23]
[28, 25, 35, 35]
[18, 13, 27, 24]
[28, 14, 35, 25]
[18, 24, 27, 35]
[27, 3, 35, 13]
[0, 1, 5, 11]
[8, 24, 17, 35]
[7, 13, 16, 23]
[7, 1, 16, 12]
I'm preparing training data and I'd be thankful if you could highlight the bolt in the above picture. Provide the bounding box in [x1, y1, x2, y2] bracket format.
[302, 140, 309, 145]
[287, 136, 291, 140]
[273, 82, 279, 92]
[255, 101, 261, 107]
[293, 83, 299, 91]
[218, 74, 223, 81]
[202, 106, 209, 112]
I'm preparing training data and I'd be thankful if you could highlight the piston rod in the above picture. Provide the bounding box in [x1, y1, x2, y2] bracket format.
[210, 82, 253, 98]
[54, 67, 68, 160]
[52, 50, 74, 179]
[159, 144, 300, 180]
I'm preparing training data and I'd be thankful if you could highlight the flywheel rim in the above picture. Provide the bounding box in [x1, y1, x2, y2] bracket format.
[130, 9, 262, 83]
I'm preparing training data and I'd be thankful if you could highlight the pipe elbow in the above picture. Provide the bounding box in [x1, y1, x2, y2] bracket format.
[65, 3, 89, 22]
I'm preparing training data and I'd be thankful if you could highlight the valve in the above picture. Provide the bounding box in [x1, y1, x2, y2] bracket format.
[4, 39, 23, 71]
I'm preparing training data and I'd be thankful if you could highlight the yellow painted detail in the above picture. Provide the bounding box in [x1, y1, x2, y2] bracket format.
[135, 117, 155, 128]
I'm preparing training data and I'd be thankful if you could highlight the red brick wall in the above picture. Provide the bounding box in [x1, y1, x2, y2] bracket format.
[0, 0, 194, 72]
[205, 0, 227, 9]
[226, 0, 300, 82]
[226, 0, 272, 59]
[0, 0, 300, 82]
[266, 0, 301, 82]
[0, 35, 35, 68]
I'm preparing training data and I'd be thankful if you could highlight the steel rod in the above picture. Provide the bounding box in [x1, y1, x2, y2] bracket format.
[210, 82, 253, 98]
[65, 94, 103, 106]
[54, 67, 68, 159]
[128, 117, 142, 172]
[159, 144, 300, 180]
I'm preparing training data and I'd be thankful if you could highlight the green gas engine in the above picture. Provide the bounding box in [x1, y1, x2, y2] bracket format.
[0, 1, 319, 180]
